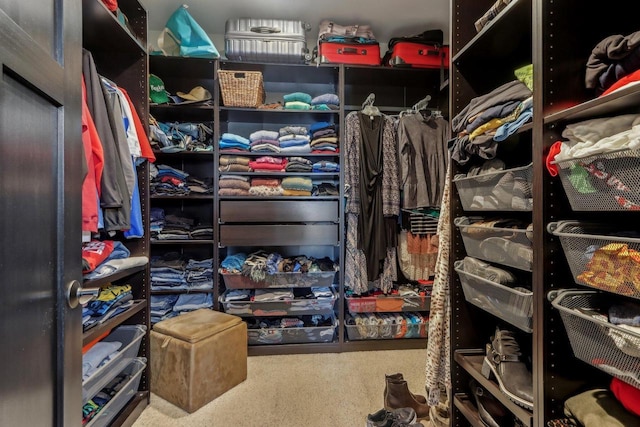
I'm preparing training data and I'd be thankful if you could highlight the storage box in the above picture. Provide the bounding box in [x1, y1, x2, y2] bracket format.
[218, 70, 265, 108]
[453, 163, 533, 211]
[554, 148, 640, 211]
[454, 261, 533, 332]
[85, 358, 146, 427]
[344, 313, 428, 340]
[454, 216, 533, 271]
[346, 295, 431, 314]
[221, 270, 336, 289]
[246, 315, 336, 345]
[150, 309, 247, 413]
[551, 289, 640, 389]
[220, 288, 337, 317]
[318, 41, 381, 65]
[83, 324, 146, 404]
[548, 220, 640, 299]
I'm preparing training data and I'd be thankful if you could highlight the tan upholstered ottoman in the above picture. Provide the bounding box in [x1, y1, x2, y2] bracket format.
[150, 309, 247, 413]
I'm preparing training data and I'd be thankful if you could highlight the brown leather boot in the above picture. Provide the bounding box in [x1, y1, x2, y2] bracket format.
[384, 377, 430, 420]
[384, 373, 428, 404]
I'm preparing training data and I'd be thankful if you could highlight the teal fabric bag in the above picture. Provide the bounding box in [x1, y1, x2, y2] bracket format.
[157, 4, 219, 58]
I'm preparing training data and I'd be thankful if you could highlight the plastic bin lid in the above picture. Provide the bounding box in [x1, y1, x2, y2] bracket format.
[153, 308, 242, 343]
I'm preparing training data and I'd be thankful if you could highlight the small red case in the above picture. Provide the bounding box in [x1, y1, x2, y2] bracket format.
[319, 42, 381, 66]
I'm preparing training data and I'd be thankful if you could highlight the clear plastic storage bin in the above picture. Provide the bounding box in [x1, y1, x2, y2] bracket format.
[345, 295, 431, 314]
[246, 315, 336, 345]
[82, 324, 146, 404]
[219, 288, 337, 316]
[454, 261, 533, 332]
[548, 221, 640, 299]
[344, 313, 428, 340]
[554, 148, 640, 211]
[550, 290, 640, 389]
[85, 357, 147, 427]
[221, 270, 337, 289]
[454, 216, 533, 271]
[453, 163, 533, 211]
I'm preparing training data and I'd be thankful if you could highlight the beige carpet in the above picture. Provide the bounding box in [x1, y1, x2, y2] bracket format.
[132, 348, 428, 427]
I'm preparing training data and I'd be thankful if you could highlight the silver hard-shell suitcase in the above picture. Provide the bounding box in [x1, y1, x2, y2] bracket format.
[225, 18, 311, 64]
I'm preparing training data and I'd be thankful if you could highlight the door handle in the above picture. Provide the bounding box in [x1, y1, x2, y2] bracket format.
[66, 279, 99, 309]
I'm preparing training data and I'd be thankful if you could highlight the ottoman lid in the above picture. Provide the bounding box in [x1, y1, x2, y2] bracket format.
[153, 309, 242, 343]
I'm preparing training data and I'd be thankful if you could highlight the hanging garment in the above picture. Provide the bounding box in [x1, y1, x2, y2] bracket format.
[424, 161, 452, 406]
[344, 111, 400, 293]
[398, 112, 450, 208]
[81, 77, 104, 233]
[82, 49, 130, 231]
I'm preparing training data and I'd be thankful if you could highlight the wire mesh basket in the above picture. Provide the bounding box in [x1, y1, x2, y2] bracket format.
[548, 221, 640, 299]
[553, 148, 640, 211]
[454, 261, 533, 332]
[454, 216, 533, 271]
[453, 163, 533, 211]
[218, 70, 265, 107]
[550, 289, 640, 389]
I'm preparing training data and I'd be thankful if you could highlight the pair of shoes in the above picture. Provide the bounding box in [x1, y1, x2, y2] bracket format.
[481, 328, 533, 410]
[384, 373, 430, 420]
[366, 407, 417, 427]
[469, 379, 509, 427]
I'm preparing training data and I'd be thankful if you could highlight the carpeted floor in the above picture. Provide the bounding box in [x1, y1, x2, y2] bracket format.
[132, 348, 428, 427]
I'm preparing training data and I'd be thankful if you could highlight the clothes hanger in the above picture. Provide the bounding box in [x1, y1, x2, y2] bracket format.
[399, 94, 432, 118]
[361, 92, 381, 117]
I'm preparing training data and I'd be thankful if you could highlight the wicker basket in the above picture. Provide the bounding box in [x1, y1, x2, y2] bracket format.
[218, 70, 265, 107]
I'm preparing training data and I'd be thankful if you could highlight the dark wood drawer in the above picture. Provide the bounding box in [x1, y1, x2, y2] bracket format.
[219, 224, 339, 246]
[219, 200, 339, 223]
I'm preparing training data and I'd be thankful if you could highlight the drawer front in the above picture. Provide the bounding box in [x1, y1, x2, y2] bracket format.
[219, 224, 339, 246]
[219, 200, 339, 223]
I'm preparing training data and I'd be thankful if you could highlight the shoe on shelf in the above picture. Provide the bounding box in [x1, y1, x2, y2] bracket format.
[469, 379, 510, 427]
[481, 327, 534, 410]
[384, 376, 430, 420]
[384, 373, 428, 404]
[366, 407, 417, 427]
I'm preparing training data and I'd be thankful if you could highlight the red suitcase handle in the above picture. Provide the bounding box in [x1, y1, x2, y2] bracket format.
[338, 47, 366, 55]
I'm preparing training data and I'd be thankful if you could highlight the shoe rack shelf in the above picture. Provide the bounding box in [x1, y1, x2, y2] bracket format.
[453, 393, 486, 427]
[454, 350, 533, 425]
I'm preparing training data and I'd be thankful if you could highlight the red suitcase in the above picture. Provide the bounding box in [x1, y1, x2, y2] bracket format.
[386, 42, 449, 69]
[319, 42, 381, 66]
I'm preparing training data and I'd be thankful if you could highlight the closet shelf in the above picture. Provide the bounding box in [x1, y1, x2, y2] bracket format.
[220, 107, 338, 114]
[248, 342, 341, 356]
[218, 196, 340, 201]
[219, 172, 339, 177]
[150, 289, 214, 295]
[453, 0, 529, 64]
[544, 84, 640, 124]
[219, 151, 339, 157]
[453, 393, 486, 427]
[82, 299, 146, 347]
[152, 150, 214, 157]
[341, 338, 427, 352]
[150, 239, 215, 245]
[82, 0, 145, 54]
[83, 264, 146, 288]
[150, 104, 215, 112]
[454, 349, 533, 426]
[150, 195, 215, 200]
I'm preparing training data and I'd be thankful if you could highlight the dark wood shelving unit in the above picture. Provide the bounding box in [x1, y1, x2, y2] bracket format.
[450, 1, 640, 426]
[81, 0, 150, 424]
